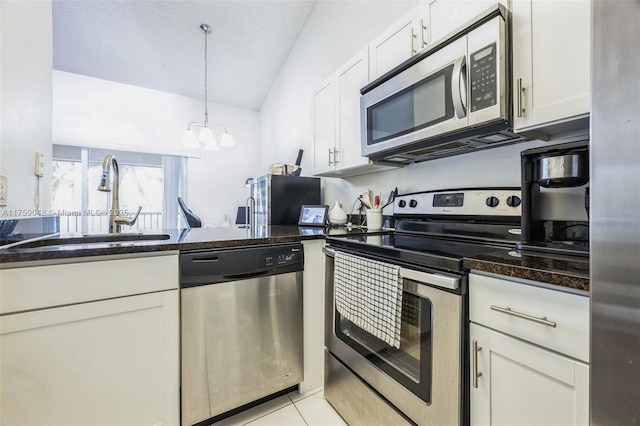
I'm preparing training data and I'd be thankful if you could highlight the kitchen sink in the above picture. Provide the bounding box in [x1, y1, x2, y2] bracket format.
[12, 233, 171, 249]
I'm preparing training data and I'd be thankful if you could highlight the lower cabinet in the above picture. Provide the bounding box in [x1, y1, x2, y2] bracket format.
[0, 290, 179, 426]
[0, 253, 180, 426]
[469, 272, 589, 426]
[470, 323, 589, 426]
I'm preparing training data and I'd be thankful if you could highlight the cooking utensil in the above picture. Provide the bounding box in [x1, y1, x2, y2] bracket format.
[293, 149, 303, 176]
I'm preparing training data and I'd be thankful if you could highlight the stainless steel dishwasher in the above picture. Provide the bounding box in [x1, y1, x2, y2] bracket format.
[179, 243, 304, 426]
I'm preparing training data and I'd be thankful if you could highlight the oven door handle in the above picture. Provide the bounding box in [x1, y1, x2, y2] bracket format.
[324, 247, 459, 290]
[323, 247, 336, 258]
[400, 267, 459, 290]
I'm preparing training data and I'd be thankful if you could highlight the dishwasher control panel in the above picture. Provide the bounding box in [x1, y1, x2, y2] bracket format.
[261, 245, 303, 268]
[180, 243, 304, 287]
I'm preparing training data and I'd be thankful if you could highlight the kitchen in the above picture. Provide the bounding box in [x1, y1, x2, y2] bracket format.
[1, 0, 638, 425]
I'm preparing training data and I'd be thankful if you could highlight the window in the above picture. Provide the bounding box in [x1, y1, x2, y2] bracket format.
[52, 145, 185, 234]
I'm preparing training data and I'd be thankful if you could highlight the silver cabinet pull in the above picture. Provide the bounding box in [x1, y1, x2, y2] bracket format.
[333, 148, 339, 165]
[472, 339, 482, 389]
[410, 28, 417, 56]
[328, 148, 334, 166]
[420, 19, 427, 48]
[516, 78, 525, 117]
[490, 305, 557, 328]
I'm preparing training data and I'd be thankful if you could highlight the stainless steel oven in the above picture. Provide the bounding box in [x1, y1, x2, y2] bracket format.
[325, 248, 464, 425]
[323, 188, 522, 425]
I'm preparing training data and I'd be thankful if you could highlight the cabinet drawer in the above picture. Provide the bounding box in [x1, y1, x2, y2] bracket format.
[469, 273, 589, 362]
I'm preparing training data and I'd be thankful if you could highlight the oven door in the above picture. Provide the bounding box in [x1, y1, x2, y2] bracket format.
[324, 248, 465, 425]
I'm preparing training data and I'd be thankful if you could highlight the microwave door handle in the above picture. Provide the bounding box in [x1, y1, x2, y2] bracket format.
[452, 55, 467, 119]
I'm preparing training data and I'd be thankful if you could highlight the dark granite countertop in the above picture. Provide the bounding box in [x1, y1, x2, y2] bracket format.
[463, 248, 590, 293]
[0, 225, 349, 265]
[1, 224, 590, 293]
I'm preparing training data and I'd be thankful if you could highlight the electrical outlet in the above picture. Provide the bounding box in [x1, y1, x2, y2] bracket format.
[35, 152, 44, 177]
[0, 175, 7, 206]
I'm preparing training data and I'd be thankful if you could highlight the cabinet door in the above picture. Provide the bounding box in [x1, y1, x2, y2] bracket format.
[337, 48, 369, 170]
[428, 0, 498, 43]
[470, 323, 589, 426]
[369, 4, 429, 80]
[313, 77, 338, 175]
[0, 290, 179, 426]
[513, 0, 590, 133]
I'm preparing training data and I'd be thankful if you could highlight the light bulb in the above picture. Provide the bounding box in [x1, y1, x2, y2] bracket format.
[198, 126, 215, 144]
[181, 129, 200, 148]
[220, 131, 236, 147]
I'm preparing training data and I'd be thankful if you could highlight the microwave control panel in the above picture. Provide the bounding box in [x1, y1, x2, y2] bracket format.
[470, 42, 497, 112]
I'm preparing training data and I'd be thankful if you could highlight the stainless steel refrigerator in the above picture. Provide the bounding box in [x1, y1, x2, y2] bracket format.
[591, 1, 640, 424]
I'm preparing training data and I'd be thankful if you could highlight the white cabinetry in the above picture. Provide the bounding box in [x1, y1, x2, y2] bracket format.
[512, 0, 591, 137]
[469, 273, 589, 426]
[313, 48, 398, 178]
[427, 0, 500, 43]
[0, 253, 180, 426]
[369, 3, 429, 80]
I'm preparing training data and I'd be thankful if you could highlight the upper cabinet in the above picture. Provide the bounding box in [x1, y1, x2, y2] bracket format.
[512, 0, 591, 137]
[313, 48, 399, 178]
[428, 0, 501, 43]
[369, 4, 430, 80]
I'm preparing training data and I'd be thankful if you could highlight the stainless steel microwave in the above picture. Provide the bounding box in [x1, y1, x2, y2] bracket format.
[361, 5, 528, 164]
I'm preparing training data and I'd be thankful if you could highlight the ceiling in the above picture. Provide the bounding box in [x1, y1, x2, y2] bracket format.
[52, 0, 317, 111]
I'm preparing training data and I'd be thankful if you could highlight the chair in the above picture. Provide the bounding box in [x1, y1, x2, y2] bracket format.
[177, 197, 202, 228]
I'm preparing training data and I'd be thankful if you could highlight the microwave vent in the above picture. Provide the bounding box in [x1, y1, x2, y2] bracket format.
[405, 141, 468, 157]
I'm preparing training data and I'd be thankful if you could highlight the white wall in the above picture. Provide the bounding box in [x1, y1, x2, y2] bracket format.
[259, 0, 550, 211]
[53, 71, 260, 227]
[259, 0, 417, 174]
[0, 0, 53, 212]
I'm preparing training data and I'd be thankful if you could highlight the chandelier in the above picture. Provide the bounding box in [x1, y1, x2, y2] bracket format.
[181, 24, 235, 151]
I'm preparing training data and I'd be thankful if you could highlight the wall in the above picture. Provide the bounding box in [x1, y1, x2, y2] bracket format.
[259, 0, 417, 175]
[53, 71, 261, 227]
[259, 0, 550, 210]
[0, 0, 53, 212]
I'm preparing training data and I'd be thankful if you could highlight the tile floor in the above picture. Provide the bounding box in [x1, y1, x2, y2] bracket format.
[214, 387, 346, 426]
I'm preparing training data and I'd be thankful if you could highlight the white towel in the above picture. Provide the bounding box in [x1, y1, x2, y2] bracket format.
[334, 251, 403, 348]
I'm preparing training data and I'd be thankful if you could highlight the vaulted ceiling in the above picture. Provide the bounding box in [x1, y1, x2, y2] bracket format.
[53, 0, 317, 111]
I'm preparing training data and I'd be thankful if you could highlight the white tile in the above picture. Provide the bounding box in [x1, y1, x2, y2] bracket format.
[294, 391, 347, 426]
[287, 386, 323, 403]
[245, 404, 307, 426]
[213, 395, 291, 426]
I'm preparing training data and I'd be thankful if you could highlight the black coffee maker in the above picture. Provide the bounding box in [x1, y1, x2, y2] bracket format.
[520, 140, 589, 256]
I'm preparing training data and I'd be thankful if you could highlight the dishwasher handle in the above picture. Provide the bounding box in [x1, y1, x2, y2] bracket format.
[222, 270, 270, 281]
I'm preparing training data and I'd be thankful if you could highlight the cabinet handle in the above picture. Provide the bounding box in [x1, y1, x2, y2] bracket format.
[420, 19, 427, 48]
[490, 305, 557, 328]
[410, 28, 417, 56]
[328, 148, 334, 166]
[472, 339, 482, 389]
[516, 78, 525, 117]
[333, 148, 339, 165]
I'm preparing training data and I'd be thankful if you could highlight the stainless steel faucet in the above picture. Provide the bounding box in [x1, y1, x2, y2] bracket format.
[97, 155, 142, 233]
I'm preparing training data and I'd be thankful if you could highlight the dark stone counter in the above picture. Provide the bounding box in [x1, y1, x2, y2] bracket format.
[463, 248, 590, 293]
[0, 226, 345, 265]
[1, 224, 590, 294]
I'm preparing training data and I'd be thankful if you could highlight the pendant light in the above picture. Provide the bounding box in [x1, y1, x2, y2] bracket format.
[181, 23, 235, 151]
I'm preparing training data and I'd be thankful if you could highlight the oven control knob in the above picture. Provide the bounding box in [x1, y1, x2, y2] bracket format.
[409, 199, 418, 208]
[507, 195, 522, 208]
[485, 196, 500, 208]
[398, 199, 407, 208]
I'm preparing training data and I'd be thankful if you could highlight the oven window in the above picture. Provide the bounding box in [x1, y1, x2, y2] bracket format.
[336, 285, 432, 403]
[367, 64, 455, 146]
